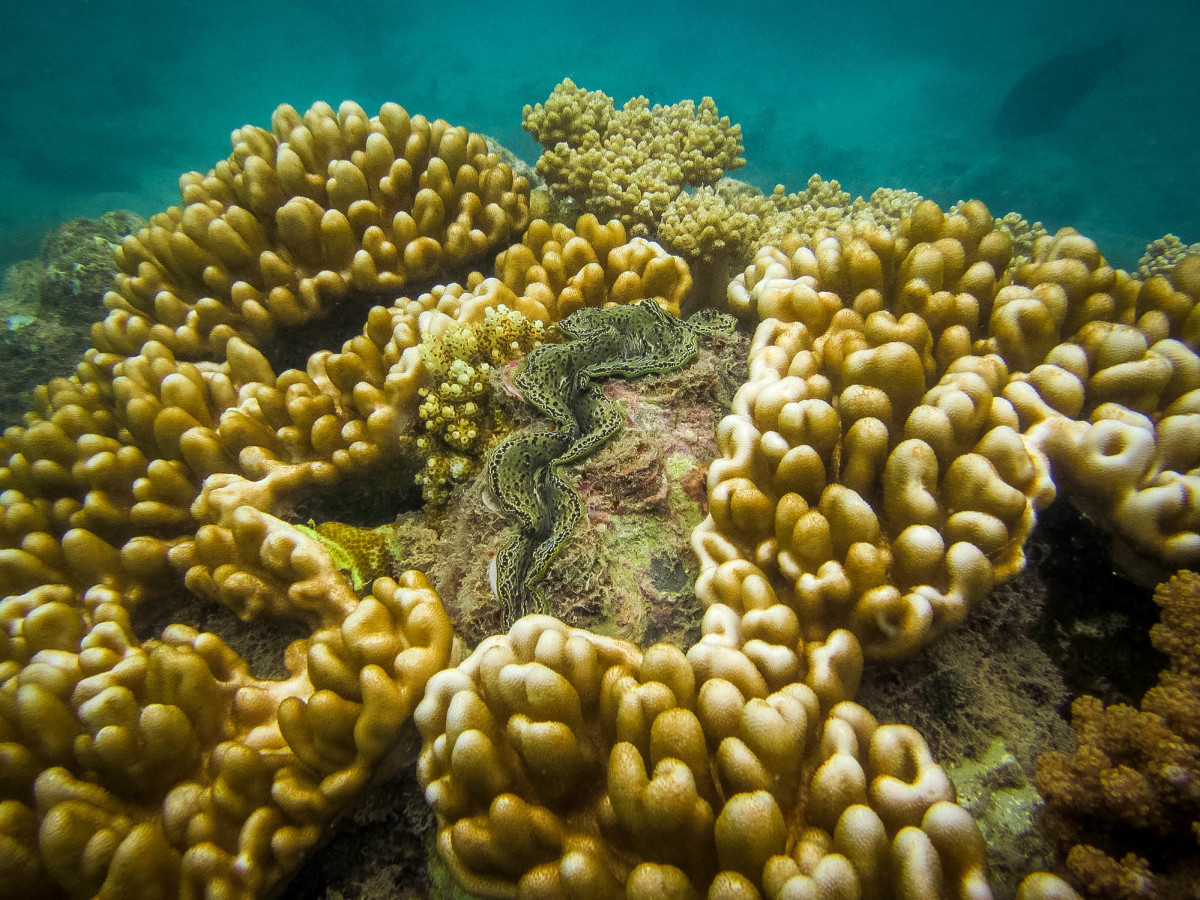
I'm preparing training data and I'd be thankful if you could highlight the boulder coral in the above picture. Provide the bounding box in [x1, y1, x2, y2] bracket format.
[0, 88, 1198, 900]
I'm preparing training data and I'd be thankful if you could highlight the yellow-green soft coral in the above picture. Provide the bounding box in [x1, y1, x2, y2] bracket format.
[414, 305, 545, 506]
[294, 520, 402, 592]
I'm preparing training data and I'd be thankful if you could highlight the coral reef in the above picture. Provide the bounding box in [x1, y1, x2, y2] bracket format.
[522, 79, 745, 238]
[1, 84, 1199, 900]
[1036, 570, 1200, 898]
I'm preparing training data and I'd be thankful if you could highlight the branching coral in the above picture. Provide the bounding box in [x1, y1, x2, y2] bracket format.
[414, 304, 545, 507]
[1036, 570, 1200, 898]
[1139, 235, 1200, 282]
[522, 79, 745, 237]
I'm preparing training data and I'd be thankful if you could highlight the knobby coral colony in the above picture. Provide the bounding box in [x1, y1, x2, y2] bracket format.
[0, 84, 1198, 900]
[487, 299, 736, 618]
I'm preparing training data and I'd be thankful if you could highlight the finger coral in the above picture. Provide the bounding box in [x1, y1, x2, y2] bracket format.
[1036, 570, 1200, 898]
[416, 612, 1000, 899]
[96, 100, 532, 360]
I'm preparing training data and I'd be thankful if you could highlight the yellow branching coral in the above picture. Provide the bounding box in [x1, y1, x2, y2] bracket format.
[414, 304, 545, 506]
[1139, 233, 1200, 281]
[994, 210, 1048, 272]
[658, 185, 767, 266]
[522, 79, 745, 236]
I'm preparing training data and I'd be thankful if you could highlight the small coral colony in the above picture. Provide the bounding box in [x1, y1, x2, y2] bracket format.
[2, 77, 1199, 899]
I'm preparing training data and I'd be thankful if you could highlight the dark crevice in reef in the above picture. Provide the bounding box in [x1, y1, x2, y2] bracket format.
[258, 261, 500, 375]
[282, 734, 436, 900]
[291, 459, 423, 528]
[130, 591, 305, 682]
[1026, 496, 1162, 711]
[261, 288, 399, 375]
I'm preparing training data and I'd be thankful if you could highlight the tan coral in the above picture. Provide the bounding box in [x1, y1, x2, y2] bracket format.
[0, 557, 452, 898]
[416, 611, 996, 899]
[96, 100, 531, 360]
[705, 200, 1200, 659]
[522, 79, 744, 237]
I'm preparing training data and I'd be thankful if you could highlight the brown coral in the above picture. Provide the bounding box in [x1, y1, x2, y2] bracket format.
[1036, 570, 1200, 899]
[96, 100, 531, 360]
[706, 201, 1200, 661]
[416, 612, 1000, 899]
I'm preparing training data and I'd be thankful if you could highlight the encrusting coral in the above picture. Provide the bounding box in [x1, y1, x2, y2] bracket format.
[1036, 570, 1200, 898]
[1, 84, 1199, 900]
[293, 519, 401, 592]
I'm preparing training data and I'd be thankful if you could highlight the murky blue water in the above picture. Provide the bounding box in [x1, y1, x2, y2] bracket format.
[2, 0, 1196, 271]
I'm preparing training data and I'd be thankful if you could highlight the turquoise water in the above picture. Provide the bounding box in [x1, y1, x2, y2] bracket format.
[1, 0, 1196, 271]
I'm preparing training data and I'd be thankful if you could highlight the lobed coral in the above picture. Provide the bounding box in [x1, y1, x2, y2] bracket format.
[703, 201, 1200, 661]
[415, 612, 999, 899]
[1, 83, 1198, 900]
[95, 100, 531, 360]
[1036, 570, 1200, 898]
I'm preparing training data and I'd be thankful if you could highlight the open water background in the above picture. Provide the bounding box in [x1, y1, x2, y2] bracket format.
[2, 0, 1197, 273]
